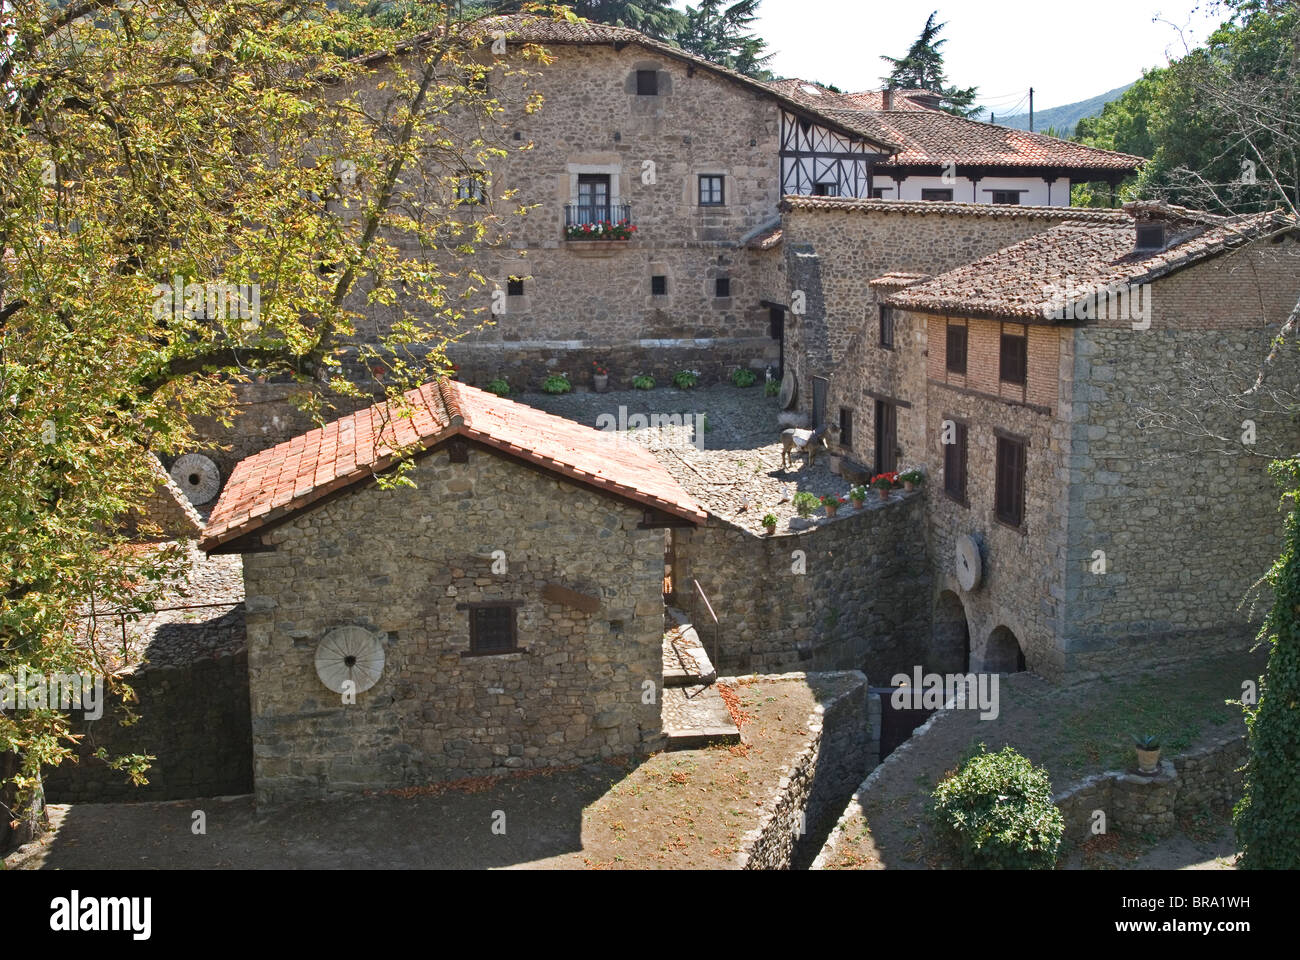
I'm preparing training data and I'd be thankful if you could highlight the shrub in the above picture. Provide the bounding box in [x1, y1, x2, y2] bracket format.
[899, 467, 925, 486]
[821, 494, 845, 509]
[541, 373, 571, 394]
[764, 379, 780, 397]
[849, 485, 868, 502]
[792, 491, 820, 518]
[761, 513, 778, 528]
[486, 378, 510, 397]
[672, 369, 699, 390]
[731, 367, 757, 388]
[632, 374, 655, 390]
[930, 744, 1064, 870]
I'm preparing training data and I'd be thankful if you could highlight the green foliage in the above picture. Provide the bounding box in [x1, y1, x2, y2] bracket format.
[930, 744, 1064, 869]
[764, 378, 780, 397]
[632, 374, 655, 390]
[677, 0, 773, 80]
[486, 377, 511, 396]
[672, 369, 698, 389]
[792, 491, 819, 517]
[542, 373, 572, 394]
[761, 513, 778, 528]
[848, 485, 868, 502]
[899, 468, 925, 485]
[730, 367, 757, 388]
[1236, 464, 1300, 869]
[879, 11, 981, 118]
[1132, 733, 1161, 750]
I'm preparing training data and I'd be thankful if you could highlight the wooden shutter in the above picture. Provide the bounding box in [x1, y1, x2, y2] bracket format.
[995, 435, 1026, 527]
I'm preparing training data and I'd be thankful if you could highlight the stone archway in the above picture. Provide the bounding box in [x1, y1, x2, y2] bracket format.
[985, 626, 1027, 674]
[932, 590, 970, 674]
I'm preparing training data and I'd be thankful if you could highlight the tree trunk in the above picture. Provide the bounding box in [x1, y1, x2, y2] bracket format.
[0, 751, 44, 857]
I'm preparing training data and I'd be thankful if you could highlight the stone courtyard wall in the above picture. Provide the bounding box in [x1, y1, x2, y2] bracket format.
[673, 494, 932, 678]
[241, 444, 667, 804]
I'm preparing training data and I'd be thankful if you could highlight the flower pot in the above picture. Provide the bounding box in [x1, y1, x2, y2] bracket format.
[851, 498, 865, 510]
[824, 504, 838, 517]
[593, 374, 609, 393]
[764, 524, 777, 536]
[904, 480, 915, 492]
[1136, 748, 1161, 774]
[877, 487, 890, 501]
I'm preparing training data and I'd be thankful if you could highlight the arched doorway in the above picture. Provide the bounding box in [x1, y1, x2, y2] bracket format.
[932, 591, 970, 673]
[985, 626, 1027, 674]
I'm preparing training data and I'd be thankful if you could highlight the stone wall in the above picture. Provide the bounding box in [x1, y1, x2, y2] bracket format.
[733, 671, 871, 870]
[1053, 734, 1247, 842]
[672, 494, 932, 678]
[241, 444, 668, 804]
[43, 642, 253, 803]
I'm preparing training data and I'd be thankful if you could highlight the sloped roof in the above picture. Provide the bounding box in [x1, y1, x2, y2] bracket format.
[867, 110, 1144, 172]
[884, 208, 1293, 321]
[766, 79, 936, 112]
[201, 380, 706, 552]
[780, 195, 1130, 222]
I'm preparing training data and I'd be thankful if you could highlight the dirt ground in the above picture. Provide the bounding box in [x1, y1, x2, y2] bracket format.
[819, 650, 1262, 870]
[7, 678, 837, 871]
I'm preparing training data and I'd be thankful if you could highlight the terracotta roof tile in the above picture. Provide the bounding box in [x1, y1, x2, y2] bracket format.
[200, 381, 705, 551]
[780, 195, 1130, 222]
[885, 208, 1293, 321]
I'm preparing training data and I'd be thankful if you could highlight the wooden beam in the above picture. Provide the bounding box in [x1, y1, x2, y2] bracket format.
[542, 583, 601, 614]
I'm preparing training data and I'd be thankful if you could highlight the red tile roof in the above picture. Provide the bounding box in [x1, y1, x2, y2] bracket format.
[780, 195, 1130, 222]
[766, 80, 936, 112]
[200, 380, 706, 551]
[884, 207, 1294, 321]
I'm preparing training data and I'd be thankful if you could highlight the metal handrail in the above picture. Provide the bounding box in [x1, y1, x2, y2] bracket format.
[691, 578, 720, 672]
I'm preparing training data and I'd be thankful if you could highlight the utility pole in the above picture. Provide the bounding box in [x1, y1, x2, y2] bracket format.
[1029, 87, 1034, 132]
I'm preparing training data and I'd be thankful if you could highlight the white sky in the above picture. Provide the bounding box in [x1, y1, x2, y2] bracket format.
[695, 0, 1231, 113]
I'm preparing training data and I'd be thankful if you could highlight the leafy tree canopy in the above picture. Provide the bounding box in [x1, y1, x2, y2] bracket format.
[879, 10, 981, 118]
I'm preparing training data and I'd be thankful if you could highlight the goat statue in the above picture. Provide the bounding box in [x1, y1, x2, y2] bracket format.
[780, 426, 829, 470]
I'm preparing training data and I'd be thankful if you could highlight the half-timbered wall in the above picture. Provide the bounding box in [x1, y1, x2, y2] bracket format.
[780, 110, 876, 198]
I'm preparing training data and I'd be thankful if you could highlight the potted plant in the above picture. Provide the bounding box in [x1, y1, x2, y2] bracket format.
[542, 372, 571, 395]
[672, 369, 699, 390]
[849, 485, 868, 509]
[632, 374, 655, 390]
[731, 367, 757, 388]
[792, 491, 820, 518]
[762, 513, 778, 535]
[899, 467, 925, 492]
[872, 472, 898, 500]
[821, 494, 845, 517]
[592, 361, 609, 393]
[1133, 734, 1161, 773]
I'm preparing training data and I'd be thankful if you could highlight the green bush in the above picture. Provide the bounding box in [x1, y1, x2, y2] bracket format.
[764, 379, 780, 397]
[541, 373, 571, 394]
[486, 378, 510, 396]
[929, 744, 1064, 869]
[792, 491, 820, 518]
[632, 374, 655, 390]
[672, 369, 698, 390]
[731, 367, 757, 388]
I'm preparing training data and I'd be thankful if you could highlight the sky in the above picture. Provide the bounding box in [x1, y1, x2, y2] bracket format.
[725, 0, 1231, 114]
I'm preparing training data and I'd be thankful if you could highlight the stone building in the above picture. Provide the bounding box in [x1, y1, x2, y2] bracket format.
[199, 380, 705, 802]
[788, 201, 1300, 679]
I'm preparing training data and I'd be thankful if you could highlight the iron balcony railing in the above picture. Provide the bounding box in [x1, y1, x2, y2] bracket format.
[564, 202, 635, 239]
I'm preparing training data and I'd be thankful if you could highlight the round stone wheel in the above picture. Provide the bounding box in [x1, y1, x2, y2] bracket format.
[955, 534, 983, 592]
[169, 453, 221, 505]
[778, 369, 797, 410]
[315, 626, 386, 695]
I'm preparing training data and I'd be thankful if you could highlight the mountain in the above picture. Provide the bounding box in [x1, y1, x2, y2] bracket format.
[993, 83, 1134, 137]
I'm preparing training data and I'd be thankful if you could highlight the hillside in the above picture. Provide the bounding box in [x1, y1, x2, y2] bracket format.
[995, 83, 1134, 137]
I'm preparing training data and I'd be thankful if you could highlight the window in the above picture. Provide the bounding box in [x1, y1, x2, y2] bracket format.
[874, 399, 897, 473]
[995, 434, 1027, 528]
[698, 174, 725, 206]
[715, 277, 731, 298]
[573, 174, 611, 225]
[869, 187, 890, 199]
[1135, 222, 1166, 250]
[455, 173, 485, 204]
[839, 407, 853, 448]
[946, 323, 968, 375]
[651, 275, 667, 296]
[469, 604, 518, 655]
[999, 330, 1028, 385]
[813, 182, 839, 197]
[879, 306, 895, 349]
[921, 188, 954, 202]
[943, 419, 968, 504]
[991, 190, 1022, 205]
[507, 277, 524, 297]
[636, 70, 659, 96]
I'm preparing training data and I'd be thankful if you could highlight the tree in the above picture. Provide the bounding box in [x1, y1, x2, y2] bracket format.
[1, 0, 544, 850]
[483, 0, 685, 38]
[677, 0, 773, 79]
[879, 10, 981, 118]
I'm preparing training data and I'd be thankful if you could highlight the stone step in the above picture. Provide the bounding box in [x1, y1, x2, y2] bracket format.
[663, 608, 717, 687]
[661, 684, 741, 750]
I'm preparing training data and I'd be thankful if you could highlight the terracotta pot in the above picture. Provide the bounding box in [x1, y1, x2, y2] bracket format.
[593, 374, 609, 393]
[904, 480, 915, 492]
[764, 523, 777, 536]
[877, 487, 890, 500]
[1136, 748, 1161, 774]
[825, 503, 838, 517]
[851, 498, 865, 510]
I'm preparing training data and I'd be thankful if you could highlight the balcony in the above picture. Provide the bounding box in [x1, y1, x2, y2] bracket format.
[564, 202, 636, 244]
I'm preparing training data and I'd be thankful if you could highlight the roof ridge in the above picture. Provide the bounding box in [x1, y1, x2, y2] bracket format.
[437, 378, 466, 427]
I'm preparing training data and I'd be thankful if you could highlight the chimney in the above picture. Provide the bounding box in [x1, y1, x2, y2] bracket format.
[882, 87, 894, 111]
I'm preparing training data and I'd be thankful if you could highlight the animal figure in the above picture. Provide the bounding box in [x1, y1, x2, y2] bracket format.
[780, 426, 828, 470]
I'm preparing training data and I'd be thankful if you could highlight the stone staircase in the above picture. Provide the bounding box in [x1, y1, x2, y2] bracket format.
[661, 607, 740, 749]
